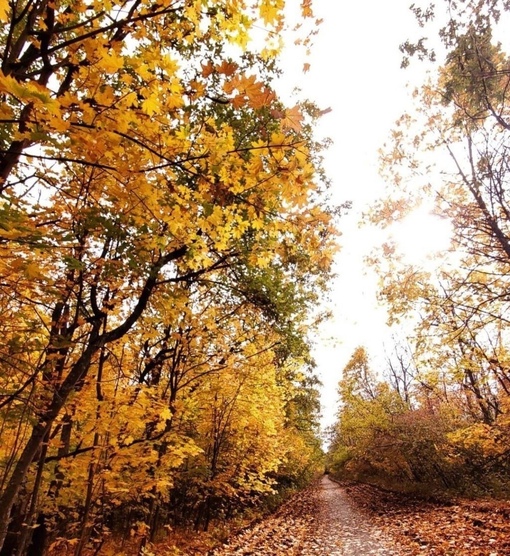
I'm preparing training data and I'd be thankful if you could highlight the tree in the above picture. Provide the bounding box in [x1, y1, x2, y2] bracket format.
[360, 0, 510, 494]
[0, 0, 336, 551]
[330, 347, 415, 483]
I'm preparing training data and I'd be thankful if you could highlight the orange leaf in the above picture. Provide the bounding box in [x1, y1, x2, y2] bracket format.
[217, 60, 238, 76]
[202, 61, 214, 78]
[281, 105, 303, 132]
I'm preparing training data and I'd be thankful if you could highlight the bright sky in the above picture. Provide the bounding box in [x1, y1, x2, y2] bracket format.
[278, 0, 447, 432]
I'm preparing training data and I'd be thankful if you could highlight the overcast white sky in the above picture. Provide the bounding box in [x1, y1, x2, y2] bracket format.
[278, 0, 437, 431]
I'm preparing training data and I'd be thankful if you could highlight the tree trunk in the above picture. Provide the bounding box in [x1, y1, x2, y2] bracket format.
[0, 337, 101, 551]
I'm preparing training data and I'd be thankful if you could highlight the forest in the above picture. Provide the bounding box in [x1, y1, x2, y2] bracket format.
[328, 0, 510, 501]
[3, 0, 510, 554]
[0, 0, 333, 554]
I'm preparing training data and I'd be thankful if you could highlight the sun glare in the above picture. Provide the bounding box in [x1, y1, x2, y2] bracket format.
[390, 206, 453, 267]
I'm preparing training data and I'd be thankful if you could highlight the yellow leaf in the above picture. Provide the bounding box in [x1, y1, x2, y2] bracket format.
[0, 0, 9, 22]
[160, 407, 172, 421]
[25, 261, 43, 279]
[208, 206, 224, 226]
[99, 51, 124, 73]
[260, 0, 282, 25]
[142, 94, 160, 116]
[0, 71, 21, 96]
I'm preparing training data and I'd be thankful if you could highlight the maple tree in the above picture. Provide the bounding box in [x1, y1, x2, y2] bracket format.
[0, 0, 334, 553]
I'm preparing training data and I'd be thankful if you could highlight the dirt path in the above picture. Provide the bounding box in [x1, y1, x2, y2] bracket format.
[211, 476, 402, 555]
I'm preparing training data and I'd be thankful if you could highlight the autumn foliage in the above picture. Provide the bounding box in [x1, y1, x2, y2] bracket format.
[329, 0, 510, 499]
[0, 1, 334, 554]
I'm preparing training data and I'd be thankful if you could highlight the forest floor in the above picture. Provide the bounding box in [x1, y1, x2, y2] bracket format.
[207, 475, 510, 556]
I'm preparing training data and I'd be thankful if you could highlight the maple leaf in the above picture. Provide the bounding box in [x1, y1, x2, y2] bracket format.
[301, 0, 314, 17]
[0, 0, 8, 22]
[239, 75, 263, 98]
[260, 0, 282, 25]
[281, 105, 304, 131]
[217, 60, 238, 76]
[201, 60, 214, 77]
[0, 2, 338, 552]
[99, 51, 124, 73]
[142, 94, 160, 116]
[224, 74, 276, 109]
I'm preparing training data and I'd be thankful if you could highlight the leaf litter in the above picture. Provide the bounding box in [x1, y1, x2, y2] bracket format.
[210, 476, 510, 555]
